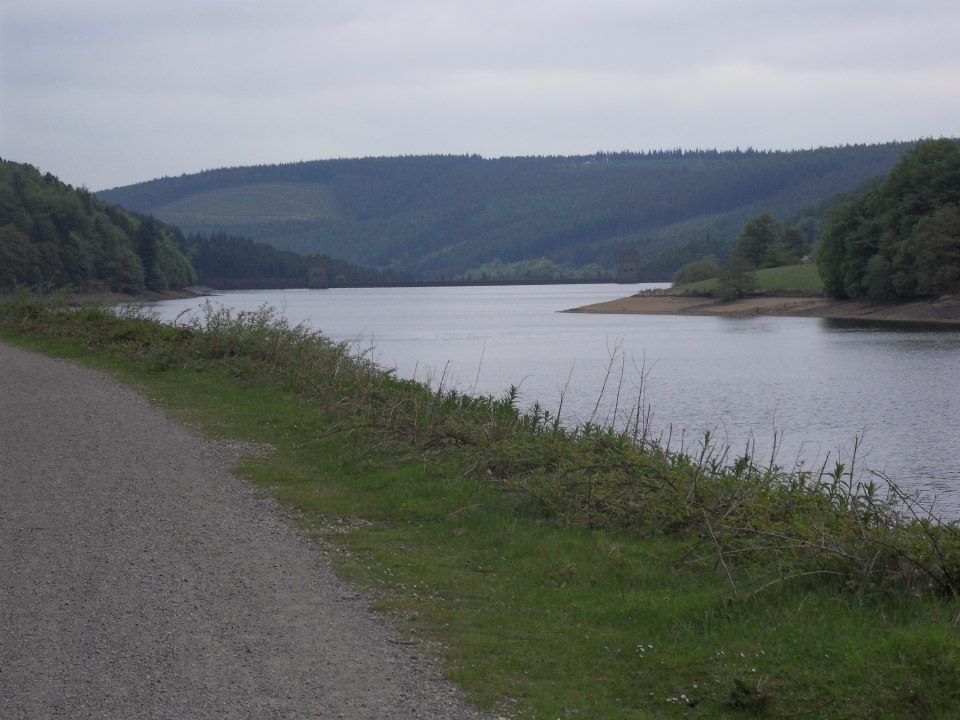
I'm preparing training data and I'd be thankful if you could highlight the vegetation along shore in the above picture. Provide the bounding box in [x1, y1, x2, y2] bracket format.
[3, 138, 959, 716]
[3, 294, 959, 719]
[575, 140, 960, 327]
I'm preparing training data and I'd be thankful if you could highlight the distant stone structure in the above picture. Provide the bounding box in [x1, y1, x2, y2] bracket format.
[616, 250, 641, 283]
[307, 256, 329, 289]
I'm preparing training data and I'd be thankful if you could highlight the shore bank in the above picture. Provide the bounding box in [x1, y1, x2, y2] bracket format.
[4, 297, 960, 719]
[567, 293, 960, 325]
[0, 286, 213, 307]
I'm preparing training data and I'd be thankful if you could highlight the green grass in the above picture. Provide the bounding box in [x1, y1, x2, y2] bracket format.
[2, 296, 958, 719]
[160, 182, 340, 221]
[677, 263, 824, 296]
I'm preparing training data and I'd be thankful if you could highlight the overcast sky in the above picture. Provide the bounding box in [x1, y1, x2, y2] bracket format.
[2, 0, 958, 190]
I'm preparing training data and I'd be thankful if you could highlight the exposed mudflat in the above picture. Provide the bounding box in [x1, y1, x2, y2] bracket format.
[0, 342, 486, 719]
[567, 294, 960, 325]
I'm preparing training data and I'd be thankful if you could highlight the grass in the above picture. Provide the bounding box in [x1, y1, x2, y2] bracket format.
[676, 263, 824, 296]
[2, 294, 959, 719]
[161, 182, 339, 221]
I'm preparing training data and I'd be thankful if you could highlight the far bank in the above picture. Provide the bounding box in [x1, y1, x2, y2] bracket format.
[566, 293, 960, 326]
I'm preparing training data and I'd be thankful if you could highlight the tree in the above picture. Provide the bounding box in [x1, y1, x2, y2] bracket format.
[717, 251, 756, 300]
[734, 213, 808, 269]
[735, 213, 782, 266]
[780, 226, 809, 259]
[133, 218, 164, 291]
[0, 159, 195, 292]
[913, 203, 960, 296]
[0, 224, 40, 287]
[817, 139, 960, 299]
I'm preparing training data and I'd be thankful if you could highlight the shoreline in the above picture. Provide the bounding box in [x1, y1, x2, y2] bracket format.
[566, 293, 960, 326]
[0, 287, 213, 306]
[4, 297, 959, 718]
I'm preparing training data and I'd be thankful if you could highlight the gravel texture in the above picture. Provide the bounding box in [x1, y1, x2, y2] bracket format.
[0, 342, 487, 719]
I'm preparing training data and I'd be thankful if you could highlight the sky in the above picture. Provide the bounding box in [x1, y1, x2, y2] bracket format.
[1, 0, 958, 190]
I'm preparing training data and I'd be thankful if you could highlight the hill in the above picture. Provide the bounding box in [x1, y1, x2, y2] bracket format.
[0, 158, 408, 292]
[184, 231, 410, 289]
[99, 144, 915, 280]
[1, 159, 195, 292]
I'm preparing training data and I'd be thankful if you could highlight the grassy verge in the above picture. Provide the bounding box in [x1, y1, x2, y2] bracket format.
[676, 263, 824, 296]
[2, 295, 958, 719]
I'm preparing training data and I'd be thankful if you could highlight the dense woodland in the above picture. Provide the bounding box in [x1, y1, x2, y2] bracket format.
[99, 144, 914, 280]
[0, 160, 195, 291]
[9, 140, 955, 294]
[0, 159, 404, 292]
[817, 139, 960, 299]
[186, 231, 409, 288]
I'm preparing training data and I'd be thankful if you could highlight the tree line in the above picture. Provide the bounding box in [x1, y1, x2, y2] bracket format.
[99, 143, 915, 280]
[0, 159, 195, 292]
[0, 159, 403, 292]
[10, 139, 956, 296]
[817, 139, 960, 299]
[186, 231, 409, 288]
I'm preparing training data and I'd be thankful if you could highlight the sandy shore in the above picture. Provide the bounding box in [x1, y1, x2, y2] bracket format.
[567, 294, 960, 325]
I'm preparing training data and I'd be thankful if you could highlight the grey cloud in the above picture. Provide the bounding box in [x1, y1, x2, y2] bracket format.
[1, 0, 957, 189]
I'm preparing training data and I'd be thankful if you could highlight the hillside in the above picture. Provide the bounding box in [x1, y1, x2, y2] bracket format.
[1, 159, 195, 292]
[185, 231, 410, 288]
[99, 144, 914, 280]
[0, 158, 412, 292]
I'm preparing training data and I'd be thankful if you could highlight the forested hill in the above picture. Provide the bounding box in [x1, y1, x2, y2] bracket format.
[99, 143, 914, 280]
[0, 158, 407, 292]
[1, 159, 195, 292]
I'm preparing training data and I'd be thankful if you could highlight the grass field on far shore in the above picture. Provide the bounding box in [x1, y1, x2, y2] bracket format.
[674, 263, 824, 295]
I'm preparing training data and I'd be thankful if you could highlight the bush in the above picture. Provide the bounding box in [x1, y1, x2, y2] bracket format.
[717, 252, 757, 300]
[672, 257, 719, 285]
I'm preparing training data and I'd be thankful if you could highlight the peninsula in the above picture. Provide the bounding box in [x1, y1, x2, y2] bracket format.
[567, 293, 960, 326]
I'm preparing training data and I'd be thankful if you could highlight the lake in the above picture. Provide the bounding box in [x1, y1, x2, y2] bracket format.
[145, 284, 960, 515]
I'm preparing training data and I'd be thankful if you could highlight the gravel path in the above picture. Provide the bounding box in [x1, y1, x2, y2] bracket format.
[0, 342, 487, 719]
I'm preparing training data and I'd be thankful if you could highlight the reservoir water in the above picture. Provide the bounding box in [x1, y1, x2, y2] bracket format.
[146, 284, 960, 515]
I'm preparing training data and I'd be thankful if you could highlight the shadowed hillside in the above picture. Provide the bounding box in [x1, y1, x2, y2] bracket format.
[1, 159, 195, 292]
[100, 144, 914, 280]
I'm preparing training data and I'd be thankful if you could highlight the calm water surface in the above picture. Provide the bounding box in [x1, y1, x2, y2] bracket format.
[147, 284, 960, 514]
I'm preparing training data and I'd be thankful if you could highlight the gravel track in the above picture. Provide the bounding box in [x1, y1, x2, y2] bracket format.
[0, 342, 487, 719]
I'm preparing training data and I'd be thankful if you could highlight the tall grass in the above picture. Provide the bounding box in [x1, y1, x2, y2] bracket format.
[4, 293, 957, 598]
[674, 263, 824, 297]
[7, 293, 960, 717]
